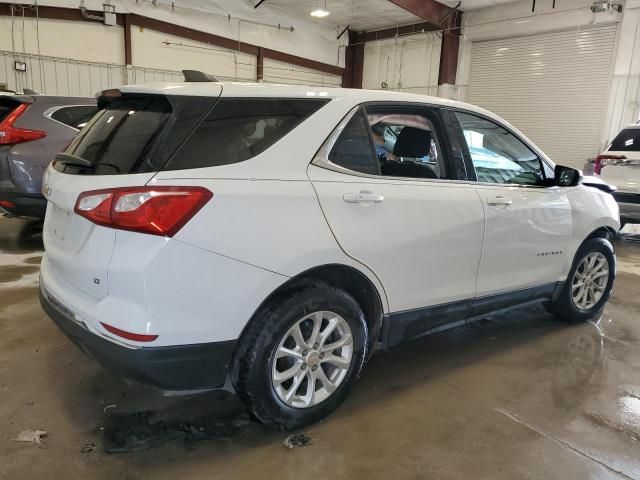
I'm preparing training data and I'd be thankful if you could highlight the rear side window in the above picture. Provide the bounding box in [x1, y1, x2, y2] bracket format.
[609, 128, 640, 151]
[328, 110, 379, 175]
[164, 98, 328, 170]
[51, 105, 98, 129]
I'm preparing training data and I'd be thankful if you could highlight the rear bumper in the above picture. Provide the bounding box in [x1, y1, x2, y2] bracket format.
[39, 283, 237, 391]
[0, 191, 47, 218]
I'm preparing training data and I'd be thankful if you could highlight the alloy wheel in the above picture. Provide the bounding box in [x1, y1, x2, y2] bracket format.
[271, 311, 353, 408]
[571, 252, 609, 311]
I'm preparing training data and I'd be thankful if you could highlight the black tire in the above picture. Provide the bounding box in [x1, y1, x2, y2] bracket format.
[548, 237, 616, 322]
[232, 283, 369, 430]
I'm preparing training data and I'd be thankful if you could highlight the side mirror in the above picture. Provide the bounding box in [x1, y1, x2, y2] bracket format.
[555, 165, 582, 187]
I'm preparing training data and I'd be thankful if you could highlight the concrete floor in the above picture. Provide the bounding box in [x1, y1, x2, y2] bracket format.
[1, 217, 640, 480]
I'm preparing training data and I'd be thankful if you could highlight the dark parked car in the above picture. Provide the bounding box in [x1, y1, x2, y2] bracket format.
[0, 95, 97, 218]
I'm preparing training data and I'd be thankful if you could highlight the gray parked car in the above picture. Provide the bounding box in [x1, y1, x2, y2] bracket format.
[0, 95, 97, 218]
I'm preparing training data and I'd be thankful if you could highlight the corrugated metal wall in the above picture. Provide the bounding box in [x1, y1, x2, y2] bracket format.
[262, 58, 342, 87]
[467, 24, 617, 169]
[0, 50, 185, 97]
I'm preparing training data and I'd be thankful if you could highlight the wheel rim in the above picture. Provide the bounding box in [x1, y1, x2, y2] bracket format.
[271, 311, 353, 409]
[571, 252, 609, 311]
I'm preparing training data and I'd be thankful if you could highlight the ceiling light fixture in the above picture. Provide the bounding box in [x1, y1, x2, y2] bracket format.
[310, 0, 330, 17]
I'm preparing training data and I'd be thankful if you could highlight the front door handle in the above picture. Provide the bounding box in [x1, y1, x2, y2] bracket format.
[343, 191, 385, 204]
[487, 196, 513, 206]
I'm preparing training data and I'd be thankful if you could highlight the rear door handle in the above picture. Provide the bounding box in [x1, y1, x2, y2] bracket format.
[487, 196, 513, 206]
[343, 191, 385, 204]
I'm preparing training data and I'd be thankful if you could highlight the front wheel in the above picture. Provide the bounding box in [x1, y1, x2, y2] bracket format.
[233, 284, 369, 430]
[548, 237, 616, 322]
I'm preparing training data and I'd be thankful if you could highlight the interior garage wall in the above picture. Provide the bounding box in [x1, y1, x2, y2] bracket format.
[456, 0, 629, 168]
[0, 16, 124, 64]
[0, 2, 344, 94]
[262, 58, 341, 87]
[604, 1, 640, 144]
[362, 32, 441, 96]
[466, 24, 616, 169]
[130, 28, 257, 82]
[0, 49, 183, 96]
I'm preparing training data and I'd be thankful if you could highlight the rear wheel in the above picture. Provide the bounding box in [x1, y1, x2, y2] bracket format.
[233, 284, 368, 430]
[548, 237, 615, 322]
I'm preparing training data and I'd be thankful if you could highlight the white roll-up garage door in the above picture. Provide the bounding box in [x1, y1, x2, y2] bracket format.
[467, 24, 617, 169]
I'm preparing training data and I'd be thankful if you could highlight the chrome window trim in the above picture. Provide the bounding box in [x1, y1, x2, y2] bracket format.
[311, 104, 556, 190]
[43, 104, 96, 131]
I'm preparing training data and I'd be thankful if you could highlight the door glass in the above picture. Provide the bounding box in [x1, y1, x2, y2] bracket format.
[367, 110, 446, 179]
[328, 110, 380, 175]
[455, 111, 544, 186]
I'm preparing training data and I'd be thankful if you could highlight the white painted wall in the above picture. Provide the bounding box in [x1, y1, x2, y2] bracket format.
[0, 16, 124, 64]
[362, 32, 441, 96]
[0, 0, 345, 68]
[131, 28, 257, 81]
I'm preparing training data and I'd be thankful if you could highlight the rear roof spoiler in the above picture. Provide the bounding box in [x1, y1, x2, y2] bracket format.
[182, 70, 219, 82]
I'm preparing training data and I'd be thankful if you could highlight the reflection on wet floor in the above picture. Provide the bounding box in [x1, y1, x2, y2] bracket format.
[1, 216, 640, 478]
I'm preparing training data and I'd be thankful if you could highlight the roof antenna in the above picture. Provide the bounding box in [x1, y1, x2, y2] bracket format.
[182, 70, 219, 82]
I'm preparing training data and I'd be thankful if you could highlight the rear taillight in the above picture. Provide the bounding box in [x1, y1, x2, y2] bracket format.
[0, 103, 47, 145]
[595, 154, 627, 174]
[74, 186, 212, 237]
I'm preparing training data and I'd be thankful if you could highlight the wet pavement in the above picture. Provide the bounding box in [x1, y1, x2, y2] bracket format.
[1, 216, 640, 479]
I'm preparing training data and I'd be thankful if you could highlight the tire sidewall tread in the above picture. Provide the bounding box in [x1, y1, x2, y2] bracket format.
[233, 283, 368, 430]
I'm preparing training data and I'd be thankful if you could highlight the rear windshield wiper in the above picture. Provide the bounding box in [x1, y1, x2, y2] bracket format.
[55, 152, 93, 168]
[54, 153, 121, 173]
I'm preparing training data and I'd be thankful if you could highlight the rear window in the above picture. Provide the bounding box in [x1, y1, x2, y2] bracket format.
[0, 98, 20, 123]
[51, 105, 98, 129]
[60, 95, 172, 175]
[609, 128, 640, 151]
[163, 98, 328, 171]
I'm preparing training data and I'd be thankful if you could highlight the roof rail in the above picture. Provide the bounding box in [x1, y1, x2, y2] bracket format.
[182, 70, 219, 82]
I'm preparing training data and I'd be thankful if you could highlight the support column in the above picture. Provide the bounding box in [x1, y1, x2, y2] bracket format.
[257, 47, 264, 82]
[123, 14, 132, 66]
[342, 31, 364, 88]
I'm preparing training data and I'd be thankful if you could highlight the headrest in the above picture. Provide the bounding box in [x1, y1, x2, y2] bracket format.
[393, 127, 432, 158]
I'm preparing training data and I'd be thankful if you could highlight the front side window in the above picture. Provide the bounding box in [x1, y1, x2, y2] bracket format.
[455, 111, 544, 186]
[367, 109, 446, 180]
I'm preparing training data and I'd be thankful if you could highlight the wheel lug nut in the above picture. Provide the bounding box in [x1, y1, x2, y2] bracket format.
[313, 343, 319, 350]
[302, 350, 308, 356]
[311, 365, 318, 371]
[319, 352, 325, 359]
[301, 363, 307, 370]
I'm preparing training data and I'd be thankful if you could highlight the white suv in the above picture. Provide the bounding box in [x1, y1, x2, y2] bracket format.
[39, 83, 619, 429]
[595, 123, 640, 226]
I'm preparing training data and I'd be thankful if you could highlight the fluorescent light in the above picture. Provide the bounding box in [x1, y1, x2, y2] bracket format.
[310, 8, 330, 17]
